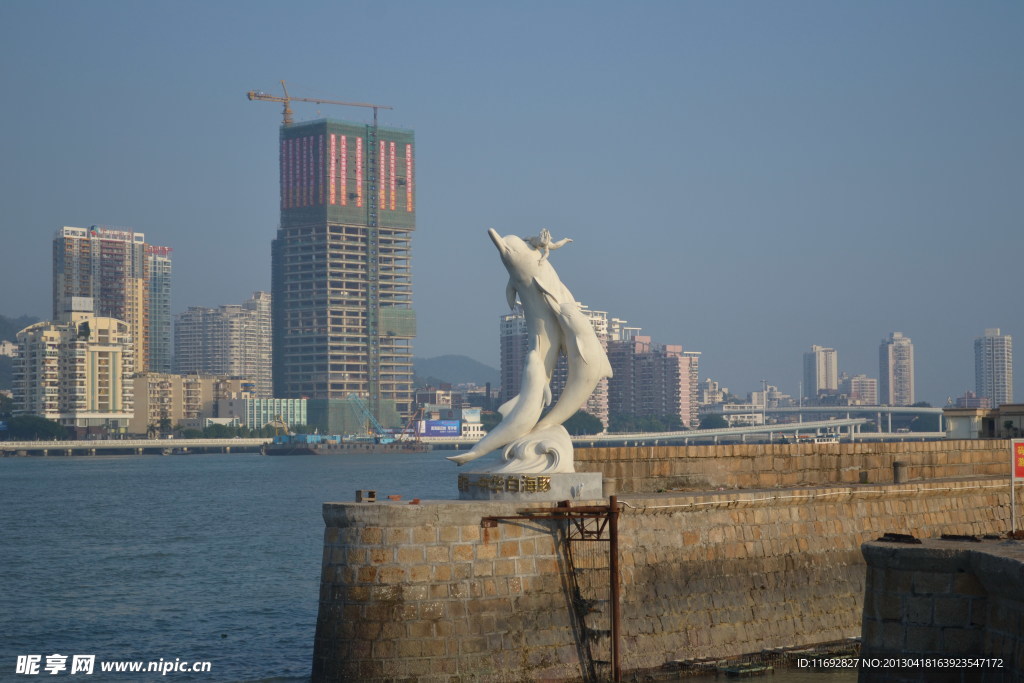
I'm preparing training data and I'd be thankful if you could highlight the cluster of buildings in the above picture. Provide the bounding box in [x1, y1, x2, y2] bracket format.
[798, 329, 1013, 411]
[5, 111, 1017, 441]
[13, 225, 276, 437]
[9, 115, 422, 439]
[799, 333, 916, 407]
[500, 306, 701, 430]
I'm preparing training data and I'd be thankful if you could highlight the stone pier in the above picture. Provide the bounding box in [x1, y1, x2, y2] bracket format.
[313, 479, 1017, 680]
[860, 538, 1024, 681]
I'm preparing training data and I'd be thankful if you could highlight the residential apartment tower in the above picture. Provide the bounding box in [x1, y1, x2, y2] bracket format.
[174, 291, 273, 397]
[53, 226, 171, 373]
[803, 345, 838, 401]
[879, 332, 915, 406]
[975, 328, 1013, 408]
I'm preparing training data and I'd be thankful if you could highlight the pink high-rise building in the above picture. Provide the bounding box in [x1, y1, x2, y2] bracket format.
[607, 336, 700, 429]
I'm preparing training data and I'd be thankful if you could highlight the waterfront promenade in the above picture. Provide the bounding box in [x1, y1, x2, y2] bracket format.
[0, 437, 270, 456]
[0, 416, 946, 456]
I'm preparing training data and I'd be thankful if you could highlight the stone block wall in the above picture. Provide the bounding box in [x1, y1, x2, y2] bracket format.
[313, 477, 1018, 681]
[860, 539, 1024, 682]
[312, 499, 587, 682]
[574, 439, 1009, 493]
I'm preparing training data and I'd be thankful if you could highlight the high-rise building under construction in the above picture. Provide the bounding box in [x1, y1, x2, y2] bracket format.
[271, 119, 416, 425]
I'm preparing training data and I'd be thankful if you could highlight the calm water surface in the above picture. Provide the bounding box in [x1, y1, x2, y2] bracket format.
[1, 451, 860, 682]
[1, 451, 454, 682]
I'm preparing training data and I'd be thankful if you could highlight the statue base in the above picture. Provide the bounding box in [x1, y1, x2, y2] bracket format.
[456, 471, 604, 502]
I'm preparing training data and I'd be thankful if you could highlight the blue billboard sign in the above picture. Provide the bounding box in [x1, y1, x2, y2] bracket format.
[418, 420, 461, 437]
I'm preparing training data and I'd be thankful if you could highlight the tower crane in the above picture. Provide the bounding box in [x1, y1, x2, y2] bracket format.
[246, 80, 393, 126]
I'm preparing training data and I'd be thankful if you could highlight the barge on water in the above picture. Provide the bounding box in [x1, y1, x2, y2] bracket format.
[262, 433, 429, 456]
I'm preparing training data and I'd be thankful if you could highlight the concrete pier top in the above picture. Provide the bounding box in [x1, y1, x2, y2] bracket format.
[862, 536, 1024, 578]
[321, 496, 608, 527]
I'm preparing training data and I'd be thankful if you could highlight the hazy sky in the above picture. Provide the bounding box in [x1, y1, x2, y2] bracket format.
[1, 1, 1022, 405]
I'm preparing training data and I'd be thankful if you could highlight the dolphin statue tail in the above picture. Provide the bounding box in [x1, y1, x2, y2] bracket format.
[446, 349, 551, 466]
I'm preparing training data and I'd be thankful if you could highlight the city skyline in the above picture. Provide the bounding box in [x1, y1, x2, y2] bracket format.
[2, 1, 1022, 405]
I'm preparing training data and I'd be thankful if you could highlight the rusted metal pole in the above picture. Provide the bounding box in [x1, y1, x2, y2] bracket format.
[609, 495, 621, 682]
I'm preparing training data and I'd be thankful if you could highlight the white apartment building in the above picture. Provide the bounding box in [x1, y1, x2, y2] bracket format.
[879, 332, 915, 406]
[803, 345, 838, 401]
[975, 328, 1013, 408]
[15, 312, 135, 436]
[174, 292, 272, 398]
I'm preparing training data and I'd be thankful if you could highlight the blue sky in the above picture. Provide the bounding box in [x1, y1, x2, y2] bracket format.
[1, 1, 1022, 404]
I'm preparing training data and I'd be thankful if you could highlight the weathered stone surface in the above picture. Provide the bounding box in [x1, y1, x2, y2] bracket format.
[860, 538, 1024, 682]
[574, 439, 1010, 494]
[312, 442, 1021, 682]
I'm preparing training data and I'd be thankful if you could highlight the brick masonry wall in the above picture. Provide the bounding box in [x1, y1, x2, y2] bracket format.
[312, 477, 1019, 681]
[312, 500, 584, 682]
[860, 539, 1024, 682]
[574, 439, 1009, 493]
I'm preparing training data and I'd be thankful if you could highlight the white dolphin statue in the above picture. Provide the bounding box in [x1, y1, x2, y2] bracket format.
[447, 228, 611, 472]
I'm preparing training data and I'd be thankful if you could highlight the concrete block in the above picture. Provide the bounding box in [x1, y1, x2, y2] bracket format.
[912, 571, 952, 595]
[425, 544, 451, 563]
[397, 545, 424, 564]
[408, 564, 431, 583]
[385, 527, 411, 545]
[412, 525, 437, 544]
[933, 596, 972, 627]
[904, 595, 934, 625]
[360, 526, 383, 544]
[369, 547, 392, 565]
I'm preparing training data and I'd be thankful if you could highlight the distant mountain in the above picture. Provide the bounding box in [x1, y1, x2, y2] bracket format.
[0, 314, 39, 341]
[413, 355, 499, 387]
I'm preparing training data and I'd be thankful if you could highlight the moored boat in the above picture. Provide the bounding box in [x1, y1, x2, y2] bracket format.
[261, 433, 429, 455]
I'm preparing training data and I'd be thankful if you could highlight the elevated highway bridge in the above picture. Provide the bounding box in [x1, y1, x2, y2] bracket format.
[765, 405, 944, 433]
[2, 412, 946, 455]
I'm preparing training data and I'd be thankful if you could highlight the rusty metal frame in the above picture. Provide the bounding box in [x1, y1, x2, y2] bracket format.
[480, 496, 622, 682]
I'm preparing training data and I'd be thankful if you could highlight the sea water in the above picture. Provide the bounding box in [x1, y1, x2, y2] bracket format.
[0, 452, 856, 682]
[1, 451, 454, 682]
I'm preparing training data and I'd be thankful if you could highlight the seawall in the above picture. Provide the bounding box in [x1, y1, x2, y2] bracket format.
[574, 439, 1007, 493]
[312, 439, 1019, 681]
[860, 538, 1024, 681]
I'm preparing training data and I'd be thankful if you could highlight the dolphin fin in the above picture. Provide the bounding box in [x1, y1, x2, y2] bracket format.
[532, 277, 562, 314]
[506, 281, 518, 310]
[544, 383, 552, 407]
[497, 395, 518, 418]
[446, 452, 481, 465]
[557, 304, 590, 365]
